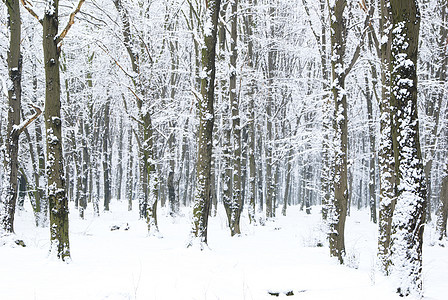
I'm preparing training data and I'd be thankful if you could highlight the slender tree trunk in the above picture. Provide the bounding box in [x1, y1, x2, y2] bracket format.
[226, 0, 242, 236]
[248, 98, 256, 223]
[365, 70, 377, 224]
[265, 48, 274, 220]
[436, 169, 448, 240]
[257, 129, 264, 213]
[33, 68, 48, 227]
[103, 99, 111, 211]
[126, 126, 134, 211]
[79, 118, 88, 219]
[92, 113, 101, 216]
[378, 0, 396, 275]
[282, 149, 293, 216]
[245, 0, 257, 224]
[328, 0, 348, 264]
[116, 117, 124, 202]
[168, 128, 178, 215]
[144, 113, 159, 235]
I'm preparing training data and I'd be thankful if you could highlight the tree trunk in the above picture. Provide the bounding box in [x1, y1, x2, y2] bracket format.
[365, 70, 377, 224]
[245, 0, 257, 224]
[378, 0, 396, 275]
[328, 0, 348, 264]
[79, 118, 88, 219]
[116, 117, 124, 202]
[1, 0, 22, 234]
[190, 0, 221, 247]
[389, 0, 426, 295]
[226, 0, 243, 236]
[126, 126, 134, 211]
[265, 44, 275, 220]
[168, 128, 178, 216]
[103, 99, 111, 211]
[436, 170, 448, 240]
[43, 0, 70, 260]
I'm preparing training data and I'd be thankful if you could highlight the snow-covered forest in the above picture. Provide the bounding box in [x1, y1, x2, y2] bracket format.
[0, 0, 447, 299]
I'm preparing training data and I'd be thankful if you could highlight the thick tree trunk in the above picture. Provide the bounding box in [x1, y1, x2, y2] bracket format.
[389, 0, 426, 295]
[190, 0, 221, 247]
[1, 0, 22, 234]
[43, 0, 70, 260]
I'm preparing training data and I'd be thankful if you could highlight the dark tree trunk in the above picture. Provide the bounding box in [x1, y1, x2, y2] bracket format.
[116, 117, 124, 202]
[436, 170, 448, 240]
[43, 0, 70, 260]
[328, 0, 348, 264]
[389, 0, 426, 295]
[190, 0, 221, 247]
[1, 0, 22, 234]
[103, 99, 111, 211]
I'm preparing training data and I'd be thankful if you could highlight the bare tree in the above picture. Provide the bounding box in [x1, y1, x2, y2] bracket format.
[22, 0, 85, 260]
[189, 0, 221, 248]
[389, 0, 426, 295]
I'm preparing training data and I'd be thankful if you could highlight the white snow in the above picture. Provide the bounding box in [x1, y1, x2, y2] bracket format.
[0, 201, 446, 300]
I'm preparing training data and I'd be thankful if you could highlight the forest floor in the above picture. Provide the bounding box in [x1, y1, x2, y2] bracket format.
[0, 200, 446, 300]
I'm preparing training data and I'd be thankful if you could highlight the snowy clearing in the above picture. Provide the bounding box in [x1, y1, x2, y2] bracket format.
[0, 201, 446, 300]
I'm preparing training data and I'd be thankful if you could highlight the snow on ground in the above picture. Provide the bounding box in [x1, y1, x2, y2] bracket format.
[0, 201, 447, 300]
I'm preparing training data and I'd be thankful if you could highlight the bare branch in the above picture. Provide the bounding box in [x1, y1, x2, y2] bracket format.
[97, 42, 136, 81]
[345, 13, 370, 75]
[14, 104, 42, 137]
[301, 0, 321, 55]
[20, 0, 43, 25]
[56, 0, 86, 44]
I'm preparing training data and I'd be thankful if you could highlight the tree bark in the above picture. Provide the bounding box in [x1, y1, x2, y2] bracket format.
[389, 0, 426, 295]
[116, 116, 124, 202]
[226, 0, 243, 236]
[436, 169, 448, 240]
[377, 0, 396, 275]
[103, 99, 111, 211]
[1, 0, 22, 234]
[328, 0, 348, 264]
[43, 0, 70, 260]
[190, 0, 221, 247]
